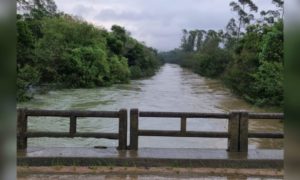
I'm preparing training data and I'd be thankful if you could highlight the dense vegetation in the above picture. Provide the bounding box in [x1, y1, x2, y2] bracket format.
[17, 0, 161, 101]
[161, 0, 283, 107]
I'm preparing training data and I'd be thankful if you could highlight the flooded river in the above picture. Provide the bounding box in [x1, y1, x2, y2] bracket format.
[18, 64, 283, 149]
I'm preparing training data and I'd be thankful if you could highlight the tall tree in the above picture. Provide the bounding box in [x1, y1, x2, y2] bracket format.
[229, 0, 258, 39]
[187, 30, 197, 52]
[195, 30, 206, 51]
[260, 0, 284, 24]
[224, 18, 239, 49]
[17, 0, 57, 17]
[201, 30, 221, 52]
[181, 29, 189, 51]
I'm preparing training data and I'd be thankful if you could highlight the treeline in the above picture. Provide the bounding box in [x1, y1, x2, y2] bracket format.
[17, 0, 161, 101]
[161, 0, 283, 107]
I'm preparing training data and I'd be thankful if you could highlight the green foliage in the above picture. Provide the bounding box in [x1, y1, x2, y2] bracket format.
[193, 49, 230, 77]
[161, 2, 283, 108]
[109, 55, 130, 83]
[164, 29, 230, 78]
[223, 24, 263, 97]
[17, 65, 40, 101]
[17, 19, 35, 67]
[224, 21, 283, 107]
[250, 61, 283, 106]
[129, 66, 143, 79]
[159, 49, 185, 64]
[259, 20, 283, 63]
[16, 2, 161, 101]
[125, 43, 161, 78]
[58, 46, 110, 87]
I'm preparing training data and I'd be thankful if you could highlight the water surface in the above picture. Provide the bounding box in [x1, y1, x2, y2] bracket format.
[18, 64, 283, 149]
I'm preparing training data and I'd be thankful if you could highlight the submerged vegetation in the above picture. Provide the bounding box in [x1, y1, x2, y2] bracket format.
[17, 0, 161, 101]
[161, 0, 283, 108]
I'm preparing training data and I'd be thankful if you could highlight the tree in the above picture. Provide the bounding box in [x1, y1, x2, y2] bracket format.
[181, 29, 207, 52]
[195, 30, 206, 51]
[181, 29, 189, 51]
[260, 0, 284, 24]
[109, 56, 130, 83]
[108, 25, 128, 55]
[229, 0, 258, 39]
[202, 30, 221, 52]
[17, 0, 57, 16]
[224, 18, 238, 49]
[186, 30, 197, 52]
[17, 1, 162, 101]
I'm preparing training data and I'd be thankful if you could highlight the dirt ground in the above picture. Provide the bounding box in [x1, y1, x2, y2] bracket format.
[17, 166, 283, 179]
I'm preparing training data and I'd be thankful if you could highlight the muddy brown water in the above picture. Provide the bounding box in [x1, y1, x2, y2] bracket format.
[18, 64, 283, 149]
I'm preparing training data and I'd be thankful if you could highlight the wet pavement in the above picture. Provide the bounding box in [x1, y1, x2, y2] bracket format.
[17, 174, 283, 180]
[17, 166, 284, 180]
[18, 147, 283, 168]
[19, 147, 283, 160]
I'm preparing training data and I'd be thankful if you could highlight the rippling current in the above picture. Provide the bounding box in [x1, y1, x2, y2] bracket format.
[18, 64, 283, 149]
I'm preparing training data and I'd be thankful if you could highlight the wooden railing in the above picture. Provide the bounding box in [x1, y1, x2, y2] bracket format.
[129, 109, 284, 152]
[17, 108, 283, 152]
[17, 108, 128, 150]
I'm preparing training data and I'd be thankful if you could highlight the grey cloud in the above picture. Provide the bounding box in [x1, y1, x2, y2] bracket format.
[95, 9, 151, 21]
[72, 4, 95, 17]
[55, 0, 275, 51]
[94, 8, 176, 23]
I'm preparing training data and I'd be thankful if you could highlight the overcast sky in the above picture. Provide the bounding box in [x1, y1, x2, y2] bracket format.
[55, 0, 276, 51]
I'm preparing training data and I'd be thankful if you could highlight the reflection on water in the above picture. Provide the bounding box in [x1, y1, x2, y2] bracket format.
[18, 64, 283, 149]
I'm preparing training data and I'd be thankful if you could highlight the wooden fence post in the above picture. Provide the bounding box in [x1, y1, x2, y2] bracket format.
[17, 108, 28, 150]
[180, 116, 187, 134]
[118, 109, 128, 150]
[69, 116, 76, 137]
[239, 111, 249, 152]
[129, 109, 139, 150]
[228, 111, 239, 152]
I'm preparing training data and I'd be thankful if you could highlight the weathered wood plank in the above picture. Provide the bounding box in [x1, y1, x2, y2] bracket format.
[69, 116, 76, 136]
[118, 109, 128, 150]
[248, 132, 284, 138]
[180, 117, 187, 133]
[248, 113, 284, 119]
[17, 108, 28, 150]
[139, 130, 228, 137]
[239, 111, 249, 152]
[139, 111, 229, 118]
[228, 111, 240, 152]
[129, 109, 139, 150]
[24, 109, 119, 118]
[25, 132, 119, 139]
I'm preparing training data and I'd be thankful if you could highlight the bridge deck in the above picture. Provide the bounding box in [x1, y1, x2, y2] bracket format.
[18, 147, 283, 168]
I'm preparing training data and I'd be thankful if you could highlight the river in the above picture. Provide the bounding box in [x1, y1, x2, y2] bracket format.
[18, 64, 283, 149]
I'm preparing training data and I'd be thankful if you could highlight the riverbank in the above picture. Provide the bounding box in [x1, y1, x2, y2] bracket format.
[17, 7, 162, 102]
[171, 62, 283, 111]
[18, 64, 283, 149]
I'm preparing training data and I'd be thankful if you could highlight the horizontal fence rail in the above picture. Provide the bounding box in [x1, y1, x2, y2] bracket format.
[25, 109, 120, 117]
[17, 108, 283, 153]
[17, 108, 127, 150]
[247, 113, 284, 140]
[139, 111, 229, 118]
[138, 130, 229, 137]
[26, 132, 119, 139]
[129, 109, 284, 152]
[248, 113, 284, 119]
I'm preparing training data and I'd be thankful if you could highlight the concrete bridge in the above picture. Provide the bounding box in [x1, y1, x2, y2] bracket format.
[17, 108, 284, 168]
